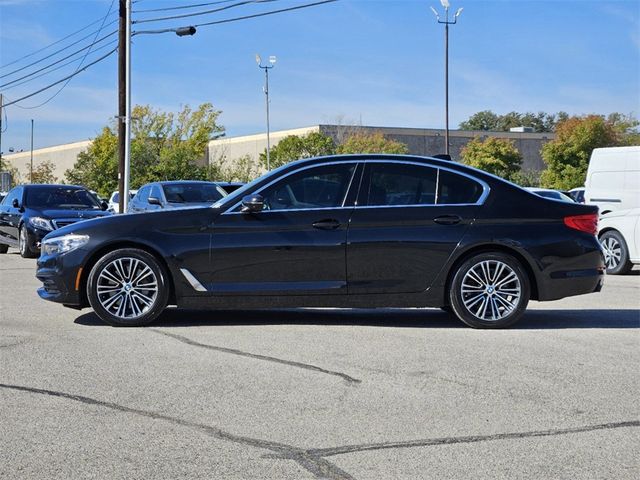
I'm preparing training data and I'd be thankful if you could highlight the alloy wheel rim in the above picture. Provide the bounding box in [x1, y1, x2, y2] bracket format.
[601, 237, 621, 269]
[461, 260, 521, 321]
[19, 228, 26, 255]
[96, 257, 158, 320]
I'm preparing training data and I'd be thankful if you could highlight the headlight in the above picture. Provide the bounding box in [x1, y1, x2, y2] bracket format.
[41, 234, 89, 256]
[29, 217, 54, 231]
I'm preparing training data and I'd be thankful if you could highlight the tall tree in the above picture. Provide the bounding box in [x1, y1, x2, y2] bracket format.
[540, 115, 622, 190]
[65, 103, 223, 197]
[259, 132, 336, 170]
[337, 132, 408, 154]
[460, 136, 522, 181]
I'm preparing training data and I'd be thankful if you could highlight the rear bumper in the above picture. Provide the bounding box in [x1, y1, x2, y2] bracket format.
[537, 267, 605, 301]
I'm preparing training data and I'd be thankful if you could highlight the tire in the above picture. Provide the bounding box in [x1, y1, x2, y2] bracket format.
[87, 248, 169, 327]
[0, 243, 8, 254]
[19, 225, 38, 258]
[449, 252, 530, 329]
[600, 230, 633, 275]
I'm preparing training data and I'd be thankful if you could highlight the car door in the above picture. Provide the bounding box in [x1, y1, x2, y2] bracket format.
[0, 187, 24, 244]
[346, 161, 487, 294]
[206, 162, 361, 296]
[129, 186, 150, 213]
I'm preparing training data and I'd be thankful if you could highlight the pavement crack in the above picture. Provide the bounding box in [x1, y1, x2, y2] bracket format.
[149, 328, 361, 385]
[0, 383, 354, 480]
[307, 420, 640, 458]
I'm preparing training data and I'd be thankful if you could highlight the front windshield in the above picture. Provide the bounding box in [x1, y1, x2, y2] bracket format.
[162, 183, 225, 204]
[26, 187, 102, 210]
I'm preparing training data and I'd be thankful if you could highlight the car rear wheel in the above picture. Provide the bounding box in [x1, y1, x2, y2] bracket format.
[19, 225, 37, 258]
[87, 248, 169, 326]
[449, 252, 530, 329]
[600, 230, 632, 275]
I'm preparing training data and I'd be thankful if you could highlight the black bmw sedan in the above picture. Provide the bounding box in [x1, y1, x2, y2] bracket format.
[0, 184, 111, 258]
[35, 155, 604, 328]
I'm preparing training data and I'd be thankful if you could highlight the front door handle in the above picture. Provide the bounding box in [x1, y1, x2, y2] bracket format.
[433, 215, 462, 225]
[312, 219, 341, 230]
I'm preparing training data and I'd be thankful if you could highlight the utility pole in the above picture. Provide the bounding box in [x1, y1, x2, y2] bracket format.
[255, 55, 276, 171]
[430, 1, 462, 157]
[30, 119, 34, 183]
[0, 94, 3, 169]
[117, 0, 126, 213]
[123, 0, 132, 213]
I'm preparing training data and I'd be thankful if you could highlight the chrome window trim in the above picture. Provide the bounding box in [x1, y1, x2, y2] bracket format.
[222, 160, 361, 215]
[221, 158, 490, 215]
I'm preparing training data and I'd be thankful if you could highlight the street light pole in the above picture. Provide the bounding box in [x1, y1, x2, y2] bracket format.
[123, 0, 132, 213]
[117, 0, 197, 213]
[256, 55, 276, 171]
[30, 119, 34, 183]
[431, 1, 462, 157]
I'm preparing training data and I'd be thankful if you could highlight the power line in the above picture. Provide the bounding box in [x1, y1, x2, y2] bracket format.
[2, 47, 118, 109]
[2, 39, 120, 91]
[0, 12, 118, 71]
[133, 1, 237, 14]
[0, 31, 117, 89]
[9, 0, 117, 110]
[194, 0, 337, 27]
[133, 0, 278, 24]
[0, 24, 118, 81]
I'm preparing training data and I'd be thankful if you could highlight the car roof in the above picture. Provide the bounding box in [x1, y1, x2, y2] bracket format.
[24, 184, 85, 190]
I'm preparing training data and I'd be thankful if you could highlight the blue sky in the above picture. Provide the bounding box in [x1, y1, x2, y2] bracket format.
[1, 0, 639, 152]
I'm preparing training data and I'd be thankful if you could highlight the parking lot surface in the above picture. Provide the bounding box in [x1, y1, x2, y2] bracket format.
[1, 250, 639, 479]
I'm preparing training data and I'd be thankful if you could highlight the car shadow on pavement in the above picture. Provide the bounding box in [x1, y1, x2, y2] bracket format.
[74, 308, 639, 329]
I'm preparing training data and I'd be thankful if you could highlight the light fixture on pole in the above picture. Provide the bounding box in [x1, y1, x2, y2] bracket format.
[119, 0, 196, 213]
[430, 0, 463, 156]
[256, 54, 276, 171]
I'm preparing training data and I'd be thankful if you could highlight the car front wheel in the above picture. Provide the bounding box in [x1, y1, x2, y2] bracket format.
[449, 252, 530, 329]
[600, 230, 632, 275]
[19, 225, 37, 258]
[87, 248, 169, 326]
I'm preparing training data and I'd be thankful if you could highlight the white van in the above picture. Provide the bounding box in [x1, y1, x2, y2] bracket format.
[584, 146, 640, 214]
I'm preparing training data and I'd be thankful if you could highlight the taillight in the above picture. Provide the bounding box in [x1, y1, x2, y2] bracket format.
[564, 213, 598, 235]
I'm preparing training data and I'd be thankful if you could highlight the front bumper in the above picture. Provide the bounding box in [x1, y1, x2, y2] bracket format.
[36, 248, 88, 307]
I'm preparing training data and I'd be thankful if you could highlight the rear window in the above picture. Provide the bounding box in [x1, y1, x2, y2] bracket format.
[437, 170, 483, 204]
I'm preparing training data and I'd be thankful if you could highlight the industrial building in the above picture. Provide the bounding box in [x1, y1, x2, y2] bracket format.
[1, 125, 553, 187]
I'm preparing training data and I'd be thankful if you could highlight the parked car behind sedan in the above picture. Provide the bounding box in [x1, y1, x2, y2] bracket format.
[107, 190, 137, 213]
[0, 184, 111, 257]
[598, 208, 640, 274]
[127, 181, 227, 213]
[36, 154, 604, 329]
[524, 187, 574, 203]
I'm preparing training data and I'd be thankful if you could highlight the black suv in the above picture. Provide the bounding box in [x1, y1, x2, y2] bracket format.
[0, 184, 111, 258]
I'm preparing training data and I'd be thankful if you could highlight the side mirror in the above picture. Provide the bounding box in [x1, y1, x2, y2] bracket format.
[241, 194, 264, 213]
[12, 198, 20, 209]
[148, 196, 163, 207]
[100, 201, 109, 211]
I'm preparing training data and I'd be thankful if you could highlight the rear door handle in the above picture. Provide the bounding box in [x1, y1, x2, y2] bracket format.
[433, 215, 462, 225]
[312, 219, 341, 230]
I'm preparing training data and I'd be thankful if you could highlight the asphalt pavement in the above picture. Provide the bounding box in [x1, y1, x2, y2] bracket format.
[1, 250, 638, 479]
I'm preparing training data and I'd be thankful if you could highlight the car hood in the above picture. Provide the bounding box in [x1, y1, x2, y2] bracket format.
[43, 207, 220, 241]
[165, 202, 216, 209]
[29, 208, 111, 219]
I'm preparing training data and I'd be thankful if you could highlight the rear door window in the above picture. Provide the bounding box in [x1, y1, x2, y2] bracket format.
[365, 163, 437, 206]
[437, 170, 483, 205]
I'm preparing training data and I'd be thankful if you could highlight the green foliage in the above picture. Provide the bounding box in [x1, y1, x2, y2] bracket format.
[220, 154, 261, 183]
[509, 169, 541, 187]
[336, 132, 408, 154]
[65, 104, 223, 197]
[540, 115, 623, 190]
[259, 132, 336, 170]
[460, 136, 523, 181]
[29, 160, 58, 184]
[459, 110, 569, 133]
